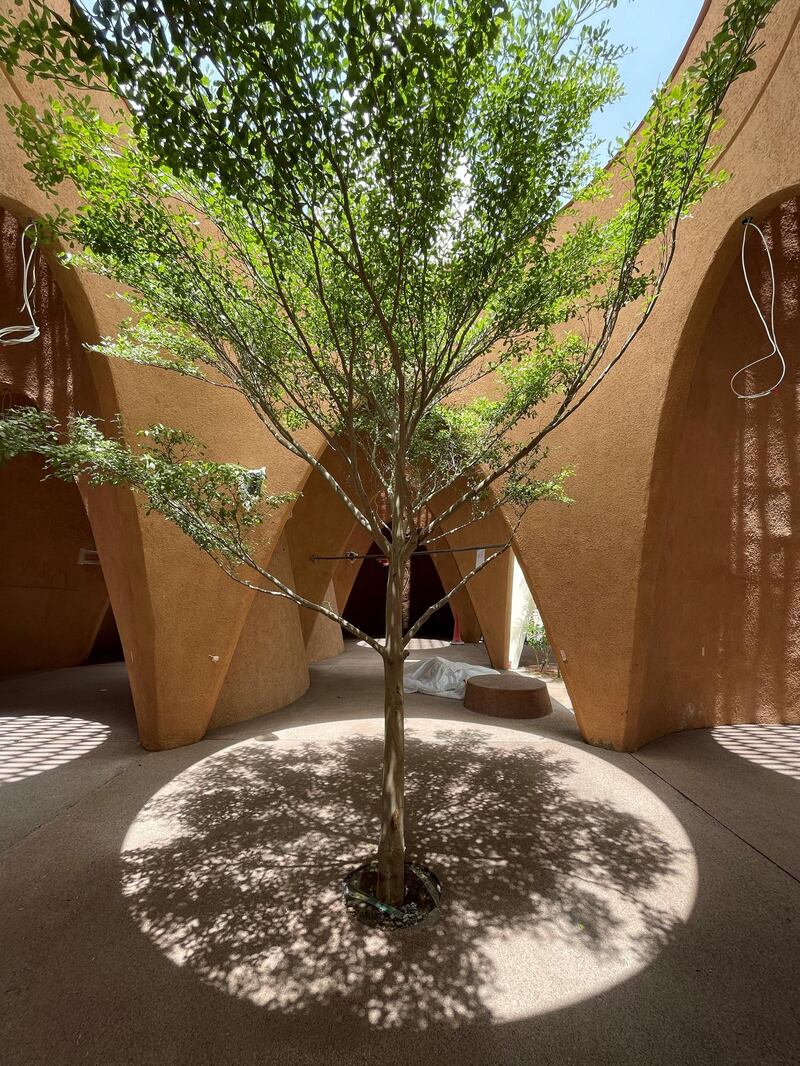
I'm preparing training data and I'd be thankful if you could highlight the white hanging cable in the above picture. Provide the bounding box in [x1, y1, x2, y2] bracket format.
[730, 217, 786, 400]
[0, 222, 40, 346]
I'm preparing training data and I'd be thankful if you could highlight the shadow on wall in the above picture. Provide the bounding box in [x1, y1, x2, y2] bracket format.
[120, 728, 688, 1027]
[643, 194, 800, 735]
[1, 208, 123, 675]
[0, 206, 86, 417]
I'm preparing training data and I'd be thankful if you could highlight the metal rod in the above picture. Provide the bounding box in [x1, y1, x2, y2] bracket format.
[310, 543, 509, 562]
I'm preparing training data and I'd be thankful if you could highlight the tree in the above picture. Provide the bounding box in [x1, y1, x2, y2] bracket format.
[0, 0, 778, 913]
[525, 615, 553, 672]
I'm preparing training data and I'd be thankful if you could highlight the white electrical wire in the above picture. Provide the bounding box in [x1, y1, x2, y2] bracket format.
[0, 223, 40, 346]
[730, 218, 786, 400]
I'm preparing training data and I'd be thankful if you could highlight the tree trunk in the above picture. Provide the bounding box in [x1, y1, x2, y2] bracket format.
[401, 556, 411, 633]
[377, 558, 406, 907]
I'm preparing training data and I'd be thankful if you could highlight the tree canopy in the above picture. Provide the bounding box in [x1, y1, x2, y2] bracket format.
[0, 0, 780, 912]
[0, 0, 778, 644]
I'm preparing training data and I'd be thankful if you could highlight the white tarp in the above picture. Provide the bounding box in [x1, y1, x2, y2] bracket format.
[403, 656, 498, 700]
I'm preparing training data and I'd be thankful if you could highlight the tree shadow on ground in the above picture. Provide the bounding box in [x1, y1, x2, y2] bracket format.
[120, 728, 688, 1029]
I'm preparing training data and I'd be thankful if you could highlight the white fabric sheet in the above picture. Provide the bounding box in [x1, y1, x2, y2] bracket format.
[403, 656, 498, 700]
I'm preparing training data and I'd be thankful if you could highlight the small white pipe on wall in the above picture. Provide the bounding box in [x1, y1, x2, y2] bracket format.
[0, 223, 40, 346]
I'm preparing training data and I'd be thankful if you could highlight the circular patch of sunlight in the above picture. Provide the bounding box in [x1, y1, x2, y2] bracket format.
[0, 715, 109, 784]
[120, 718, 697, 1029]
[712, 724, 800, 781]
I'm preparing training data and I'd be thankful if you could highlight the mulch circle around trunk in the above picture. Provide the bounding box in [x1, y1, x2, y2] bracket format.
[342, 860, 441, 929]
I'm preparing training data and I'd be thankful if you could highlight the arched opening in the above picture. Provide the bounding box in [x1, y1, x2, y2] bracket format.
[639, 192, 800, 737]
[341, 538, 455, 640]
[0, 204, 126, 678]
[284, 451, 514, 659]
[0, 389, 123, 675]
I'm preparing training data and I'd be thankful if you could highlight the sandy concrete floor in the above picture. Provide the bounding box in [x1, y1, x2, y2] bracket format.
[1, 642, 799, 1065]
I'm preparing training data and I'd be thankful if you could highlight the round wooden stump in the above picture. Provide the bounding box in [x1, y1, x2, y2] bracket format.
[464, 673, 553, 719]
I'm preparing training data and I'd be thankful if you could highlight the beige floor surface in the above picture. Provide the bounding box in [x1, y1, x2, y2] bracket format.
[1, 642, 798, 1065]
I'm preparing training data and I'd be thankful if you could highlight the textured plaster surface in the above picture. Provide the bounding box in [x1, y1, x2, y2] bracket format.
[1, 0, 800, 750]
[1, 647, 798, 1065]
[636, 194, 800, 743]
[511, 0, 800, 749]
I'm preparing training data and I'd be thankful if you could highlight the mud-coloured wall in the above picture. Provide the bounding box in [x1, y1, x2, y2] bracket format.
[0, 0, 312, 748]
[0, 203, 110, 673]
[1, 0, 799, 751]
[0, 453, 109, 672]
[637, 193, 800, 741]
[510, 0, 800, 749]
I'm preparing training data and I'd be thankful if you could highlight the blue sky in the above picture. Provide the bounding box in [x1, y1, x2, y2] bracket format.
[585, 0, 705, 154]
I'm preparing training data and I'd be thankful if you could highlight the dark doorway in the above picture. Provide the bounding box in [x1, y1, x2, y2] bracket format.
[87, 601, 125, 664]
[408, 549, 455, 639]
[342, 541, 455, 640]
